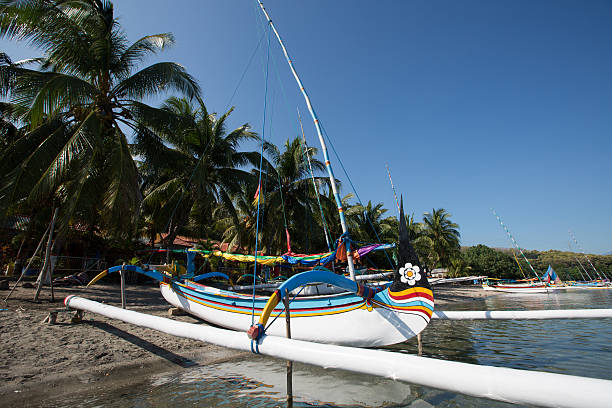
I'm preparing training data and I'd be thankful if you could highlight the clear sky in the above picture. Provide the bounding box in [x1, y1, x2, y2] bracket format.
[2, 0, 611, 253]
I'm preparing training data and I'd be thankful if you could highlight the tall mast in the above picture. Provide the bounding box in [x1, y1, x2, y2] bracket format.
[256, 1, 357, 279]
[385, 163, 401, 215]
[492, 209, 543, 283]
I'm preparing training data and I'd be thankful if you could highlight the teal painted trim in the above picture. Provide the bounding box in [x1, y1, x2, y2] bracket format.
[275, 268, 359, 300]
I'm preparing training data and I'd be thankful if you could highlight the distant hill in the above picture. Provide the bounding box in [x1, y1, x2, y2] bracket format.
[604, 251, 612, 256]
[460, 245, 612, 279]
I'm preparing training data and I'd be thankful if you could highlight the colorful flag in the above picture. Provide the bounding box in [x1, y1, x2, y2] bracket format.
[252, 182, 263, 206]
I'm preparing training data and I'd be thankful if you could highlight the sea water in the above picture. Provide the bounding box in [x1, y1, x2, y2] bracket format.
[40, 289, 612, 407]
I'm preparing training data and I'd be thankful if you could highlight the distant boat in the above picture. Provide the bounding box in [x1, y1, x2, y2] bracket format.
[482, 279, 549, 293]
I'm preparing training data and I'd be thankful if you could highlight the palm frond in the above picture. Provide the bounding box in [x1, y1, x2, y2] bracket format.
[101, 128, 141, 236]
[112, 62, 200, 101]
[117, 32, 174, 72]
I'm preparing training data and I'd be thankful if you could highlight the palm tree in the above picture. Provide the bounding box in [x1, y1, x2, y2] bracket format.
[346, 200, 395, 244]
[448, 256, 472, 278]
[215, 182, 258, 252]
[134, 96, 258, 249]
[257, 137, 330, 254]
[0, 0, 200, 236]
[422, 208, 460, 270]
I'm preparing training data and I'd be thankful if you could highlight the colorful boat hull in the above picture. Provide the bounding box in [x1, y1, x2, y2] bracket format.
[159, 280, 433, 347]
[482, 282, 549, 293]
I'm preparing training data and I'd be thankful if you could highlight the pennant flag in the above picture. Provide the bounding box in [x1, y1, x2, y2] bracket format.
[252, 182, 264, 206]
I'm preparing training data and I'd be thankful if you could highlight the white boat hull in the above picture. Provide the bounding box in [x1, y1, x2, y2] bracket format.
[482, 283, 549, 293]
[160, 282, 430, 347]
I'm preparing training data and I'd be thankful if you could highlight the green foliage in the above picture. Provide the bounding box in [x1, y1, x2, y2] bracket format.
[462, 244, 523, 279]
[460, 245, 612, 280]
[0, 0, 200, 237]
[420, 208, 460, 270]
[128, 256, 141, 266]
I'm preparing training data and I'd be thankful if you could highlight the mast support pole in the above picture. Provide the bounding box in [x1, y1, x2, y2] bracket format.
[256, 0, 357, 280]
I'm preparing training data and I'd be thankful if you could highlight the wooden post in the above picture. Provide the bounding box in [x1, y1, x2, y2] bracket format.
[417, 333, 423, 356]
[120, 263, 126, 309]
[34, 208, 58, 301]
[4, 224, 49, 303]
[283, 293, 293, 408]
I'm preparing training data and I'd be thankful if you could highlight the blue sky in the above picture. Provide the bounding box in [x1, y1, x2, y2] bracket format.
[2, 1, 611, 253]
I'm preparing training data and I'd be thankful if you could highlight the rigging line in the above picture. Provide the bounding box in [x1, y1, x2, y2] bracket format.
[254, 0, 329, 255]
[252, 0, 293, 118]
[568, 241, 590, 281]
[318, 121, 396, 270]
[512, 249, 528, 280]
[267, 93, 291, 253]
[491, 209, 543, 283]
[251, 23, 272, 325]
[255, 0, 357, 281]
[573, 261, 586, 281]
[298, 108, 332, 251]
[569, 230, 607, 280]
[264, 285, 305, 332]
[252, 1, 293, 255]
[223, 28, 267, 113]
[575, 256, 592, 281]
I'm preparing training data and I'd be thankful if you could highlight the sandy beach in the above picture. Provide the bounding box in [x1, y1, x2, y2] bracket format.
[0, 281, 491, 407]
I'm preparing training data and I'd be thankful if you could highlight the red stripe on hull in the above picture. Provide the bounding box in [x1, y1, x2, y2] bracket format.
[389, 291, 434, 302]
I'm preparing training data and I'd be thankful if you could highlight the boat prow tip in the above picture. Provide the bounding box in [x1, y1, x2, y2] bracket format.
[87, 269, 108, 287]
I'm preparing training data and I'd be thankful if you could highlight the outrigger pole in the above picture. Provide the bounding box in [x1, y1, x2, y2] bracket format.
[255, 1, 357, 280]
[66, 296, 612, 408]
[492, 209, 544, 284]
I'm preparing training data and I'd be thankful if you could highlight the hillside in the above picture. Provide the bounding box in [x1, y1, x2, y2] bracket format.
[461, 245, 612, 280]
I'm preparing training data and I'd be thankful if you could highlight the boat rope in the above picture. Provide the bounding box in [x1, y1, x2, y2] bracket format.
[385, 163, 401, 215]
[319, 121, 396, 270]
[573, 264, 586, 281]
[274, 160, 291, 253]
[223, 28, 266, 112]
[298, 108, 332, 251]
[264, 285, 305, 332]
[573, 255, 591, 281]
[492, 209, 543, 283]
[254, 6, 326, 255]
[251, 22, 272, 325]
[511, 250, 529, 280]
[569, 230, 607, 280]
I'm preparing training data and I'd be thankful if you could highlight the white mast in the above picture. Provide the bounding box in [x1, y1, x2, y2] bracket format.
[255, 1, 357, 279]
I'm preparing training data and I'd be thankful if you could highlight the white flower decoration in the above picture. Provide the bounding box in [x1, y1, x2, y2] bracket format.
[399, 263, 421, 286]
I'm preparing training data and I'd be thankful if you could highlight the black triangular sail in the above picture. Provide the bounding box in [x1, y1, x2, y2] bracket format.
[390, 197, 431, 292]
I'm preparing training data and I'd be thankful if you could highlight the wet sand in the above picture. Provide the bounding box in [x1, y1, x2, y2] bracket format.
[0, 281, 489, 407]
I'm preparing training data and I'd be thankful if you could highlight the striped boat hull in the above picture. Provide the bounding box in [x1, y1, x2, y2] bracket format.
[160, 281, 434, 347]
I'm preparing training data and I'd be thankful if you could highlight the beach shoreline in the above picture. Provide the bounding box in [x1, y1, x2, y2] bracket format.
[0, 281, 491, 407]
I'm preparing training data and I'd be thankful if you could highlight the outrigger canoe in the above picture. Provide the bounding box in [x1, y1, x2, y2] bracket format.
[89, 203, 434, 347]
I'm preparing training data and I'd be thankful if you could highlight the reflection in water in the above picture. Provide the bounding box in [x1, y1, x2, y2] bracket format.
[38, 290, 611, 408]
